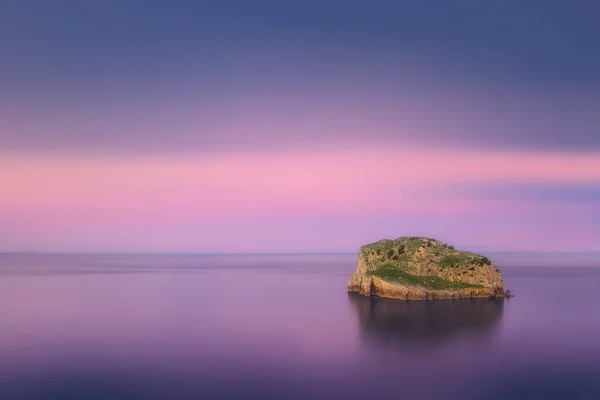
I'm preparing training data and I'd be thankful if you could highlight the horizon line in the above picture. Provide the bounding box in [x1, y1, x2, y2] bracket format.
[1, 251, 600, 255]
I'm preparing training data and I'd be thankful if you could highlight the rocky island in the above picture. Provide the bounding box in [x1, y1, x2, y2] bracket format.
[348, 237, 511, 300]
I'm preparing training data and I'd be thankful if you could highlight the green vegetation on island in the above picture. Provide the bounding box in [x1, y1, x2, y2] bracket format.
[367, 264, 482, 290]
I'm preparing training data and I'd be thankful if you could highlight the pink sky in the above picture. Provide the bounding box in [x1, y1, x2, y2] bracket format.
[1, 147, 598, 252]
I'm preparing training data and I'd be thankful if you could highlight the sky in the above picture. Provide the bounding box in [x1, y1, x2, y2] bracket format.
[1, 0, 599, 252]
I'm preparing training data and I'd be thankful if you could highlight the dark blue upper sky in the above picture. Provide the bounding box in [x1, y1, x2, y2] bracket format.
[1, 0, 599, 152]
[3, 0, 599, 79]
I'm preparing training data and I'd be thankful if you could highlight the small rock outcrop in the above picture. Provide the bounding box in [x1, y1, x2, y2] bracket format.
[348, 237, 510, 300]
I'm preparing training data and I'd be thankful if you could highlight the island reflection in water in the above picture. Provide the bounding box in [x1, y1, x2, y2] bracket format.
[348, 292, 504, 347]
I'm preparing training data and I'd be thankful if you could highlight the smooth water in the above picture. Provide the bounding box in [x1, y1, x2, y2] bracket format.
[1, 253, 600, 399]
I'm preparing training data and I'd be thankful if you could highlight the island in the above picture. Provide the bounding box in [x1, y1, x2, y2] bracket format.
[348, 237, 511, 300]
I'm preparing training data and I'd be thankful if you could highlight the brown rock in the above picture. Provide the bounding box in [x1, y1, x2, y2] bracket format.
[348, 237, 509, 301]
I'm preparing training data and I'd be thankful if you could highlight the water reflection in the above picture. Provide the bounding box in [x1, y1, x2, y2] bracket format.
[348, 293, 504, 347]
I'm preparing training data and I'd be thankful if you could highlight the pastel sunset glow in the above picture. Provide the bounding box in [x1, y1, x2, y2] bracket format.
[2, 148, 598, 252]
[1, 1, 599, 252]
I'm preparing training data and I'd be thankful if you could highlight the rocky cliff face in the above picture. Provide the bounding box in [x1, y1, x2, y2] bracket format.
[348, 237, 510, 300]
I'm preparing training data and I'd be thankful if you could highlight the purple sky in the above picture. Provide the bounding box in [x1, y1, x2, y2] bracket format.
[1, 1, 599, 252]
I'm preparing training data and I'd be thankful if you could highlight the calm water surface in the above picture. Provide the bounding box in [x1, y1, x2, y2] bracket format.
[1, 253, 600, 399]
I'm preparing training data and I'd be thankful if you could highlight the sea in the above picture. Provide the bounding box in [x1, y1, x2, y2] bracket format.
[1, 252, 599, 399]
